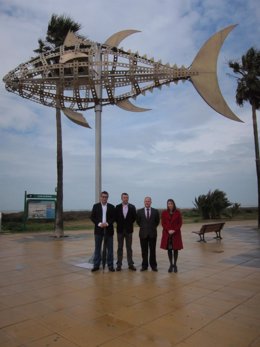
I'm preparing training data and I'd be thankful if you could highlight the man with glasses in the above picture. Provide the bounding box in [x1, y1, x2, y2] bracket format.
[90, 191, 116, 272]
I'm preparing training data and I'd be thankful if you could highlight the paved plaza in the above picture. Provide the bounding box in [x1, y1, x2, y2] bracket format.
[0, 220, 259, 347]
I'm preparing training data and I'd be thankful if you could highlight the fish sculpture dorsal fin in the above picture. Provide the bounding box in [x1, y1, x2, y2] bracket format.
[116, 99, 151, 112]
[104, 29, 141, 48]
[63, 108, 91, 128]
[63, 31, 91, 47]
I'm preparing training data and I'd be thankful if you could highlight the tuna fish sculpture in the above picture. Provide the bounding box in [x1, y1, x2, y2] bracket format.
[3, 24, 241, 126]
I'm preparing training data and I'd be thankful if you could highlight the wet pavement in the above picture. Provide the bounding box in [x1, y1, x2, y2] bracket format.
[0, 220, 259, 347]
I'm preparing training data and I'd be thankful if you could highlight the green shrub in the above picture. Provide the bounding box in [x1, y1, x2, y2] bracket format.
[193, 189, 232, 219]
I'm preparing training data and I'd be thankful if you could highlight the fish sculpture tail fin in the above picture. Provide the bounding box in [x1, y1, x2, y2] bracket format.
[190, 24, 242, 122]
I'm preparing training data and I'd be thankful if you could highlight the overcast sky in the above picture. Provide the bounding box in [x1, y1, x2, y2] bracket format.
[0, 0, 259, 211]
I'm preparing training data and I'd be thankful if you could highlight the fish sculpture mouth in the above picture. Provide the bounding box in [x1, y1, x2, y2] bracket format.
[3, 25, 241, 127]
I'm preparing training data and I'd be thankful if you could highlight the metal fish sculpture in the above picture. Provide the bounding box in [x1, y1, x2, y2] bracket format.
[3, 24, 241, 127]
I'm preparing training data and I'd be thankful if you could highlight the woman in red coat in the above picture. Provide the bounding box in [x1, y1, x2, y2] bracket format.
[160, 199, 183, 273]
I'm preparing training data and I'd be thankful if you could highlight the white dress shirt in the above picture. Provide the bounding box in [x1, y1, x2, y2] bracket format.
[123, 204, 128, 218]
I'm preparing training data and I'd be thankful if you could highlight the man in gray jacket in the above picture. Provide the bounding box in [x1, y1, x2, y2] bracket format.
[136, 196, 160, 271]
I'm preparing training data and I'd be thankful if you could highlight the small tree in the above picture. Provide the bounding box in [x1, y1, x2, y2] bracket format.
[193, 194, 211, 219]
[210, 189, 232, 218]
[194, 189, 232, 219]
[228, 203, 241, 218]
[229, 47, 260, 228]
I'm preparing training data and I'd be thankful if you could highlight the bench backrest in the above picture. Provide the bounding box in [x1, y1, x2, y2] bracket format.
[200, 223, 225, 233]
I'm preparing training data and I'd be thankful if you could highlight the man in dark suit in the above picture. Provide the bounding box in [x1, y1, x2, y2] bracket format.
[90, 191, 115, 272]
[115, 193, 137, 271]
[136, 196, 160, 271]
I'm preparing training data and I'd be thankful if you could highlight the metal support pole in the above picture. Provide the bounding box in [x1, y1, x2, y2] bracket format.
[95, 44, 103, 203]
[95, 103, 102, 202]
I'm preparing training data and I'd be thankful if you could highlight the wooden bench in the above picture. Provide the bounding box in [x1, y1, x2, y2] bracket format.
[192, 222, 225, 242]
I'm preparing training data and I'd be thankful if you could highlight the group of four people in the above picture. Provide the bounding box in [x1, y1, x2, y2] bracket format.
[90, 191, 183, 273]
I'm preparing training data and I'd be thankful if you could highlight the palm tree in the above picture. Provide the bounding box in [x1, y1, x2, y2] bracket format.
[35, 14, 82, 237]
[229, 48, 260, 228]
[193, 189, 231, 219]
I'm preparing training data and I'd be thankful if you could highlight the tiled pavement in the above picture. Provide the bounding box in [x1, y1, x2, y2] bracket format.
[0, 220, 259, 347]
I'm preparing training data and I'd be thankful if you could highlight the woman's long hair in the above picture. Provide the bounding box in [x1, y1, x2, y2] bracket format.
[167, 199, 176, 211]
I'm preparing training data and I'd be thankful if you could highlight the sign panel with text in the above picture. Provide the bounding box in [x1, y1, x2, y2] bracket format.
[27, 200, 56, 219]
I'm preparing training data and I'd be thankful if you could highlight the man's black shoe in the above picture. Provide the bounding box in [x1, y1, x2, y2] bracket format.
[140, 268, 148, 272]
[129, 265, 136, 271]
[91, 267, 99, 272]
[109, 267, 115, 272]
[152, 267, 158, 272]
[116, 266, 121, 271]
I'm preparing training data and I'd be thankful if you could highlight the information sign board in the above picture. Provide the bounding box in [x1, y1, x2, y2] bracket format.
[27, 200, 56, 219]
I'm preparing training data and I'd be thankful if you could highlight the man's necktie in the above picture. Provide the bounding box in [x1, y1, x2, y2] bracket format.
[147, 208, 150, 219]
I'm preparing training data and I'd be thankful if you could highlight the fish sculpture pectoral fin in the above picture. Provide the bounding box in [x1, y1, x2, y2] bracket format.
[62, 108, 91, 128]
[190, 24, 242, 122]
[116, 99, 151, 112]
[104, 29, 141, 47]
